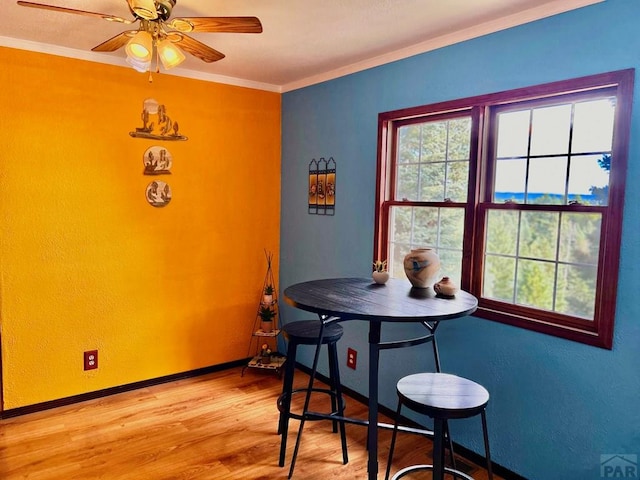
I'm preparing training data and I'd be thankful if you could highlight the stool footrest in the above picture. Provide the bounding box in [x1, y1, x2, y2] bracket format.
[277, 387, 345, 421]
[391, 464, 475, 480]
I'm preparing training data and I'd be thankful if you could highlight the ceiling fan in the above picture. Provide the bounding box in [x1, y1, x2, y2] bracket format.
[17, 0, 262, 72]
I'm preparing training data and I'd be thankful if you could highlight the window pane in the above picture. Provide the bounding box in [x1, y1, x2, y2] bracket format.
[439, 208, 465, 249]
[483, 255, 516, 302]
[446, 161, 469, 202]
[396, 117, 471, 202]
[516, 259, 555, 310]
[572, 98, 615, 153]
[397, 164, 419, 200]
[558, 212, 601, 265]
[421, 122, 447, 162]
[388, 206, 463, 278]
[528, 157, 567, 204]
[413, 208, 439, 245]
[398, 125, 421, 164]
[484, 209, 600, 318]
[496, 110, 529, 158]
[568, 154, 610, 206]
[494, 98, 616, 207]
[419, 162, 445, 201]
[486, 210, 518, 256]
[494, 158, 526, 202]
[555, 264, 597, 319]
[439, 249, 462, 285]
[389, 241, 408, 280]
[448, 118, 472, 160]
[519, 211, 559, 261]
[390, 206, 412, 244]
[530, 104, 571, 156]
[446, 117, 471, 202]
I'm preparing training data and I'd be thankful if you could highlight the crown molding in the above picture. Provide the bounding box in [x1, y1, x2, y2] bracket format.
[0, 36, 282, 93]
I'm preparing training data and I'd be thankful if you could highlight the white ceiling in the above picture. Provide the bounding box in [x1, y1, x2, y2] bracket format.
[0, 0, 602, 92]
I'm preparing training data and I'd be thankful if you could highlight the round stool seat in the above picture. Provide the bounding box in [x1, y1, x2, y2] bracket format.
[386, 372, 493, 480]
[282, 319, 344, 345]
[397, 372, 489, 420]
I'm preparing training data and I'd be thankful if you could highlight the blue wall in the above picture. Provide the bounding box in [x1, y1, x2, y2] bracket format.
[280, 1, 640, 478]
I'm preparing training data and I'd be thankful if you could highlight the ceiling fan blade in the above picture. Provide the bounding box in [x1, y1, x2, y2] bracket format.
[166, 16, 262, 34]
[171, 33, 225, 63]
[91, 31, 136, 52]
[16, 1, 134, 24]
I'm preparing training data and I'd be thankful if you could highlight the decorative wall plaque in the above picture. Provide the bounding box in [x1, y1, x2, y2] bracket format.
[146, 180, 172, 207]
[143, 146, 173, 175]
[131, 98, 187, 141]
[308, 157, 336, 215]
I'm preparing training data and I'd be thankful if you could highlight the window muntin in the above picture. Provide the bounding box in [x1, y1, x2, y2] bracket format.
[375, 70, 633, 348]
[396, 117, 471, 203]
[483, 94, 612, 322]
[388, 205, 464, 282]
[492, 96, 615, 206]
[482, 209, 601, 320]
[387, 114, 471, 283]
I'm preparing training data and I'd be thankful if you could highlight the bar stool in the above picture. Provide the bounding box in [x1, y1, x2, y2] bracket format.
[385, 372, 493, 480]
[276, 319, 348, 475]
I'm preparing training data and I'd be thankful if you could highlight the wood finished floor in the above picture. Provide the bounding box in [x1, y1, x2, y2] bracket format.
[0, 367, 502, 479]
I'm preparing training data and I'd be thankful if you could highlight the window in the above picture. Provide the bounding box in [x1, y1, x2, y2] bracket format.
[374, 70, 634, 348]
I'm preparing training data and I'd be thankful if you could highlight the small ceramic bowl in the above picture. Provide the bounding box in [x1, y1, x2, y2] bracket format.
[433, 276, 458, 297]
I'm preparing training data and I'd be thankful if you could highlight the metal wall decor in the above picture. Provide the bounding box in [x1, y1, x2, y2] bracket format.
[145, 180, 172, 207]
[130, 98, 188, 141]
[308, 157, 336, 215]
[143, 146, 173, 175]
[130, 98, 182, 207]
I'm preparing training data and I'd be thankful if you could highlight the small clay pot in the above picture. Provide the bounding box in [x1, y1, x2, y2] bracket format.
[433, 276, 459, 297]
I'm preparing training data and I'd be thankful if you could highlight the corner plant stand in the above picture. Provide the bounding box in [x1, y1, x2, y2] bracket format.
[242, 251, 285, 377]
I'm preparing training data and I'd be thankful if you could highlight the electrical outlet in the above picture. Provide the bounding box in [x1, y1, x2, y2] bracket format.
[347, 348, 357, 370]
[84, 350, 98, 370]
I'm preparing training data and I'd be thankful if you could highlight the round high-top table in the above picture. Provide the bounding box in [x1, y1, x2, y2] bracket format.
[283, 277, 478, 480]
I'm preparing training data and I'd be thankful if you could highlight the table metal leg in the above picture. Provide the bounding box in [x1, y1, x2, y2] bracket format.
[433, 417, 446, 480]
[367, 320, 382, 480]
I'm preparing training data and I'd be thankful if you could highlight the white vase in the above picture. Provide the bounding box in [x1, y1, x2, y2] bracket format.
[372, 271, 390, 284]
[403, 248, 441, 288]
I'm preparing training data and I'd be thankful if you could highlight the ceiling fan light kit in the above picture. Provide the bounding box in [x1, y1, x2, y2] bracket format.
[125, 30, 153, 62]
[17, 0, 263, 76]
[157, 38, 185, 69]
[126, 55, 151, 73]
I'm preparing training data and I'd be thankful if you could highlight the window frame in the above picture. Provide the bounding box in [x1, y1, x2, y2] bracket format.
[374, 69, 634, 349]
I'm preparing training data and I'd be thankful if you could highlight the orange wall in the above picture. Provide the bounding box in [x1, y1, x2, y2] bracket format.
[0, 47, 281, 410]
